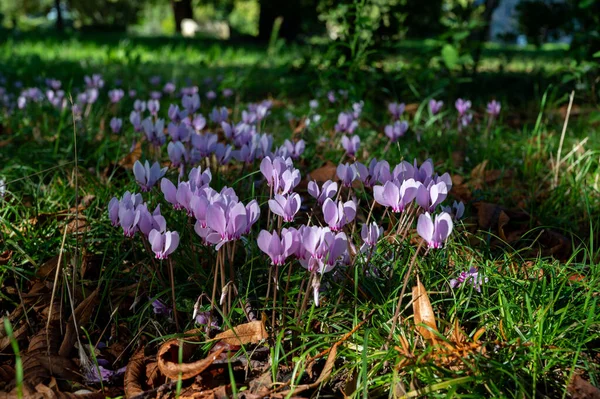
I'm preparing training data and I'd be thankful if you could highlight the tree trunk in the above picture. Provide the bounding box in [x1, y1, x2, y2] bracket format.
[55, 0, 64, 32]
[172, 0, 194, 33]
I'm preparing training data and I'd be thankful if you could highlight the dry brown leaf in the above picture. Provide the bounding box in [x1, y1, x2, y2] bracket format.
[59, 289, 99, 358]
[307, 161, 337, 183]
[0, 250, 12, 266]
[412, 281, 438, 342]
[213, 320, 268, 346]
[0, 323, 28, 352]
[568, 375, 600, 399]
[124, 346, 146, 399]
[118, 141, 142, 169]
[157, 340, 225, 380]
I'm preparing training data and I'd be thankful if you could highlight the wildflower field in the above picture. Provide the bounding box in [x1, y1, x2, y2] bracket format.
[0, 33, 599, 399]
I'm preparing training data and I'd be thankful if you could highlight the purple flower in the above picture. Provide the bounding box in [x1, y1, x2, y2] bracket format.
[459, 113, 473, 127]
[282, 139, 305, 160]
[134, 100, 146, 114]
[335, 112, 358, 134]
[150, 76, 161, 86]
[138, 204, 167, 237]
[147, 99, 160, 116]
[373, 179, 421, 212]
[141, 118, 166, 146]
[361, 222, 383, 248]
[222, 88, 234, 98]
[309, 99, 318, 109]
[257, 229, 299, 265]
[307, 180, 338, 205]
[129, 89, 137, 98]
[110, 117, 122, 133]
[168, 104, 187, 123]
[108, 89, 124, 103]
[118, 205, 141, 237]
[108, 197, 120, 226]
[429, 99, 443, 115]
[449, 267, 487, 292]
[336, 163, 358, 187]
[416, 181, 448, 212]
[204, 202, 249, 249]
[152, 90, 163, 99]
[327, 91, 336, 103]
[191, 133, 218, 158]
[130, 111, 142, 132]
[442, 200, 465, 221]
[167, 141, 188, 167]
[182, 94, 200, 114]
[384, 121, 408, 142]
[206, 90, 216, 100]
[268, 193, 301, 222]
[151, 298, 172, 316]
[210, 107, 228, 124]
[163, 82, 176, 94]
[487, 100, 501, 116]
[214, 143, 233, 165]
[149, 229, 180, 259]
[356, 159, 391, 187]
[190, 114, 206, 132]
[352, 101, 364, 119]
[133, 160, 167, 192]
[417, 211, 453, 248]
[455, 98, 471, 116]
[84, 74, 104, 89]
[188, 166, 212, 190]
[322, 198, 356, 231]
[341, 135, 361, 156]
[388, 102, 405, 120]
[167, 122, 191, 142]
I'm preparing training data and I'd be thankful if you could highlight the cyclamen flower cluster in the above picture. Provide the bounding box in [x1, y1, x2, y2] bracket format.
[107, 191, 180, 259]
[161, 165, 260, 250]
[257, 226, 350, 306]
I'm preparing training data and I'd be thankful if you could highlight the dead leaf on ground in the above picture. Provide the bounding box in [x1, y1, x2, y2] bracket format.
[212, 320, 268, 346]
[0, 250, 12, 266]
[59, 289, 99, 358]
[118, 141, 143, 170]
[412, 281, 438, 343]
[124, 346, 146, 399]
[568, 375, 600, 399]
[307, 161, 337, 184]
[157, 340, 225, 380]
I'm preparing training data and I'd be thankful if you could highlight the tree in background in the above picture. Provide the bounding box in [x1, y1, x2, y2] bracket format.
[66, 0, 143, 30]
[258, 0, 321, 41]
[172, 0, 193, 33]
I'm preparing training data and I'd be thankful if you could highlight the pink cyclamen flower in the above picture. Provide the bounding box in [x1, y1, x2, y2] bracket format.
[167, 141, 188, 167]
[133, 160, 167, 192]
[486, 100, 501, 116]
[149, 229, 180, 259]
[455, 98, 471, 116]
[388, 102, 405, 120]
[257, 228, 299, 266]
[322, 198, 356, 231]
[210, 107, 228, 124]
[361, 222, 383, 248]
[222, 88, 233, 98]
[442, 200, 465, 220]
[429, 99, 443, 115]
[108, 89, 124, 103]
[268, 193, 301, 222]
[450, 267, 487, 292]
[335, 112, 358, 134]
[283, 139, 305, 160]
[137, 204, 166, 237]
[416, 181, 448, 212]
[336, 163, 358, 187]
[163, 82, 176, 94]
[147, 99, 160, 116]
[341, 135, 360, 156]
[110, 117, 122, 133]
[417, 211, 453, 248]
[373, 179, 421, 212]
[307, 180, 338, 205]
[384, 121, 408, 142]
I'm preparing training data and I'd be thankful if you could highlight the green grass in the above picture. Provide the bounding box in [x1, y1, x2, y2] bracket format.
[0, 32, 599, 398]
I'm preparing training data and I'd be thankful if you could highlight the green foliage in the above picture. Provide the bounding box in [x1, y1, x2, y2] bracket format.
[67, 0, 144, 28]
